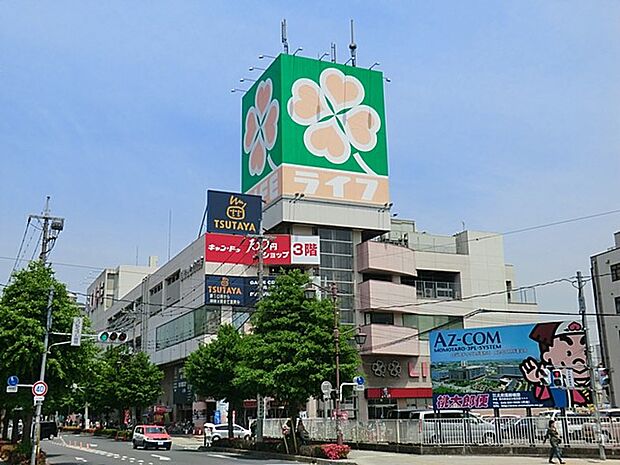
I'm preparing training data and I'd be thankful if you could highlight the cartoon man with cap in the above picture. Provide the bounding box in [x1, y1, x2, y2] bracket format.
[519, 321, 590, 405]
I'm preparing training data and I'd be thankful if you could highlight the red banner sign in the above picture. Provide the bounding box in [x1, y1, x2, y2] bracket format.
[205, 233, 320, 265]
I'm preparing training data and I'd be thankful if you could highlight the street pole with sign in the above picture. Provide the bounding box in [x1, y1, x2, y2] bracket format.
[30, 288, 54, 465]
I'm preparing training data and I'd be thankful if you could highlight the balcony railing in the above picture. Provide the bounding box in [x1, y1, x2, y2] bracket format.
[416, 280, 460, 300]
[507, 287, 537, 305]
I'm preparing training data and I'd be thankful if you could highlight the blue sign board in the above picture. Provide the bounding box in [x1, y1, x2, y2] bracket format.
[429, 321, 588, 409]
[244, 276, 277, 306]
[205, 275, 277, 307]
[7, 376, 19, 386]
[206, 276, 246, 306]
[213, 410, 221, 425]
[206, 190, 262, 235]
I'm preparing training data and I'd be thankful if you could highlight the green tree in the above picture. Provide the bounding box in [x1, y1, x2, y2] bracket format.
[0, 261, 96, 441]
[236, 270, 360, 450]
[185, 324, 249, 439]
[87, 347, 163, 425]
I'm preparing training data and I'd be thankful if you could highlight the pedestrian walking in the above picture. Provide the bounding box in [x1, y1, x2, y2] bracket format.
[543, 419, 565, 464]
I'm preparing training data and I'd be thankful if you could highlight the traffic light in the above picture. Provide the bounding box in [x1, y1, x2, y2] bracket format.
[597, 368, 610, 388]
[551, 369, 564, 388]
[97, 331, 127, 343]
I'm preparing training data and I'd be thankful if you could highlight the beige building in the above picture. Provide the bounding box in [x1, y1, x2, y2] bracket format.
[590, 231, 620, 408]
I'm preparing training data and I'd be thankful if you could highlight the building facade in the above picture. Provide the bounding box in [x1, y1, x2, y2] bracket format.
[87, 52, 540, 425]
[590, 231, 620, 408]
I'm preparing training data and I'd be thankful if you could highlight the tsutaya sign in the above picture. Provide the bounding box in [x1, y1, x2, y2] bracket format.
[241, 54, 389, 206]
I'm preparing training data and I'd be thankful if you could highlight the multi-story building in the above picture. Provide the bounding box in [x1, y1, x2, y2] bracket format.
[590, 231, 620, 408]
[85, 258, 158, 331]
[87, 52, 539, 425]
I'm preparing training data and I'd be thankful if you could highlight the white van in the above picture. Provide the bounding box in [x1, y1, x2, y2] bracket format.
[535, 410, 589, 441]
[386, 409, 496, 445]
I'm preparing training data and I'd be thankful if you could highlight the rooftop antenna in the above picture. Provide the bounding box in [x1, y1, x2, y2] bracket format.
[349, 19, 357, 67]
[281, 19, 289, 54]
[330, 42, 337, 63]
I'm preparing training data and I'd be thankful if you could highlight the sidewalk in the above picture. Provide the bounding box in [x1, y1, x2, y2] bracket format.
[348, 449, 618, 465]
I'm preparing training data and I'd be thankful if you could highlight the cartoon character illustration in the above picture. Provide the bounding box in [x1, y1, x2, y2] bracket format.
[519, 321, 590, 406]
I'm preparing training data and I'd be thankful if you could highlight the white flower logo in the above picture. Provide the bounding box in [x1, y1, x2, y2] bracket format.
[287, 68, 381, 174]
[244, 79, 279, 176]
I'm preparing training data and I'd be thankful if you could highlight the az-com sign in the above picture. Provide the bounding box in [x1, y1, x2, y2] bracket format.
[207, 190, 262, 235]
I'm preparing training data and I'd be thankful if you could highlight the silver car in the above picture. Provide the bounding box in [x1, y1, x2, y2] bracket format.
[211, 423, 251, 441]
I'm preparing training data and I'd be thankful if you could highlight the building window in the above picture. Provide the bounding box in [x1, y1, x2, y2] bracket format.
[319, 228, 354, 324]
[364, 312, 394, 325]
[616, 296, 620, 315]
[165, 270, 181, 306]
[611, 263, 620, 282]
[403, 314, 463, 340]
[155, 305, 220, 351]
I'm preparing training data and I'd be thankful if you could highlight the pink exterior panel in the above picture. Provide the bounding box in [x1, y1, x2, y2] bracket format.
[360, 323, 420, 356]
[357, 241, 416, 276]
[358, 279, 417, 310]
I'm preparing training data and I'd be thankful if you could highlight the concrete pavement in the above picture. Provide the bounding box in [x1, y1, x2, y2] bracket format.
[348, 449, 618, 465]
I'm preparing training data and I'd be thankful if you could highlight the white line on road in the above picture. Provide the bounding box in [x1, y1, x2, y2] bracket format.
[150, 454, 171, 461]
[75, 458, 87, 463]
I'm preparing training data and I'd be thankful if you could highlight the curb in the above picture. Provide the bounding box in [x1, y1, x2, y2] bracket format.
[204, 446, 358, 465]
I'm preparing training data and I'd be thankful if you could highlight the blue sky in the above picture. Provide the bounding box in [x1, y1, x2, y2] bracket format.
[1, 1, 619, 313]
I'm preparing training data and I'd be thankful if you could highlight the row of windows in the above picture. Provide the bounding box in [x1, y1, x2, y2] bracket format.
[155, 305, 221, 351]
[363, 312, 464, 341]
[611, 263, 620, 282]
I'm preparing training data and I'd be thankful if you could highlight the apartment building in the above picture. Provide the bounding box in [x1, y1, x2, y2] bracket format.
[591, 231, 620, 408]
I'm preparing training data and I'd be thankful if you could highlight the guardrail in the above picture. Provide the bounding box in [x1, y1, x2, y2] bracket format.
[262, 416, 619, 448]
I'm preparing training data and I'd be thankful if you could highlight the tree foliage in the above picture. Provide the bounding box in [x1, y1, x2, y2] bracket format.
[83, 347, 163, 421]
[0, 261, 97, 423]
[236, 270, 360, 413]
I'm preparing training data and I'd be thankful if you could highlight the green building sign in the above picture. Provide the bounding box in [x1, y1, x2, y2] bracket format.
[241, 54, 389, 206]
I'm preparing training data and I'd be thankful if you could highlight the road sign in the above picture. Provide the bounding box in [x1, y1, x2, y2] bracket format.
[71, 317, 84, 346]
[565, 368, 575, 390]
[321, 381, 333, 395]
[354, 384, 365, 392]
[34, 395, 45, 403]
[6, 385, 17, 393]
[32, 381, 48, 397]
[7, 375, 19, 386]
[354, 376, 365, 385]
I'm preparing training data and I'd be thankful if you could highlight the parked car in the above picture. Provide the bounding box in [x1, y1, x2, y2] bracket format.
[211, 423, 251, 441]
[582, 409, 620, 443]
[132, 425, 172, 450]
[535, 410, 589, 440]
[499, 417, 536, 442]
[385, 409, 496, 445]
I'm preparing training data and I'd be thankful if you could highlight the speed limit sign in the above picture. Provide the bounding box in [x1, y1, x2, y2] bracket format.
[32, 381, 48, 397]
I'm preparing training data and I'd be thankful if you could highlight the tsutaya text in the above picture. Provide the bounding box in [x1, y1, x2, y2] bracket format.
[247, 165, 389, 207]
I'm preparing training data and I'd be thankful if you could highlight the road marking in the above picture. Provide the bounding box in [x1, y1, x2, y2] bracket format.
[89, 443, 98, 448]
[75, 458, 87, 463]
[150, 454, 171, 461]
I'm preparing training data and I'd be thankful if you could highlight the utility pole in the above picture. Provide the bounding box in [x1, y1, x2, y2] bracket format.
[30, 288, 54, 465]
[30, 196, 65, 264]
[577, 271, 606, 461]
[256, 235, 266, 442]
[331, 282, 343, 446]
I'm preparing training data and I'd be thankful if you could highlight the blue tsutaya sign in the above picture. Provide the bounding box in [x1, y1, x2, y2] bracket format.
[206, 190, 262, 235]
[430, 321, 589, 410]
[205, 275, 277, 307]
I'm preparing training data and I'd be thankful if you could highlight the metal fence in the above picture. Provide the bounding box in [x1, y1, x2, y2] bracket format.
[263, 416, 618, 448]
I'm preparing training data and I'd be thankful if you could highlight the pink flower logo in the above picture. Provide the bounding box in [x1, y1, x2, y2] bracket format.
[287, 68, 381, 174]
[244, 79, 279, 176]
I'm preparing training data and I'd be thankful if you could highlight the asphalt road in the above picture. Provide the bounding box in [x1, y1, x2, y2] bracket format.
[41, 434, 299, 465]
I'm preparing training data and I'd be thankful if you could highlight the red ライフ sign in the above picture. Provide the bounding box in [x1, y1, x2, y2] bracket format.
[205, 233, 320, 265]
